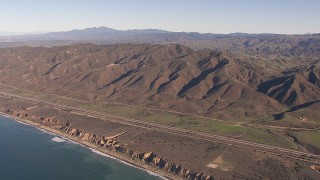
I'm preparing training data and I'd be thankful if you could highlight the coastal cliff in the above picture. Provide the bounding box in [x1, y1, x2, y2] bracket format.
[1, 107, 214, 180]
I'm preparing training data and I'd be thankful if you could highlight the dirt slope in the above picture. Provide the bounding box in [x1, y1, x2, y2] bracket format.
[0, 44, 319, 119]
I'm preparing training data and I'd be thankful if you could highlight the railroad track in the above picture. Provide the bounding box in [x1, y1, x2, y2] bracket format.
[1, 91, 320, 164]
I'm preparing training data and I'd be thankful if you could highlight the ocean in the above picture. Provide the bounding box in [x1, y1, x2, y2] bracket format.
[0, 115, 162, 180]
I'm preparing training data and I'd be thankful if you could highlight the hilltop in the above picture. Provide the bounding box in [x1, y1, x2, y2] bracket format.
[0, 43, 319, 120]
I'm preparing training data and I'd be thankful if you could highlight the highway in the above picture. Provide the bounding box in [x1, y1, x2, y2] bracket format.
[1, 91, 320, 165]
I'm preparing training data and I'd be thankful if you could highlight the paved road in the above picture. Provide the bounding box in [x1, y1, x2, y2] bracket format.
[1, 91, 320, 165]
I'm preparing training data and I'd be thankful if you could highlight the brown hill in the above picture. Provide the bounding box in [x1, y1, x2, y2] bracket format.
[257, 65, 320, 106]
[0, 44, 319, 119]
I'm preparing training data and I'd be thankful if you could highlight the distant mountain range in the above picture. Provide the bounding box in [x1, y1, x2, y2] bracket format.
[1, 27, 320, 58]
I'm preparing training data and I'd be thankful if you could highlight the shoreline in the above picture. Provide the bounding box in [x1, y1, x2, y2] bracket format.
[0, 112, 179, 180]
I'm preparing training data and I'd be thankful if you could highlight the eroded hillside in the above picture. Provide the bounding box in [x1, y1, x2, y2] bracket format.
[0, 44, 319, 119]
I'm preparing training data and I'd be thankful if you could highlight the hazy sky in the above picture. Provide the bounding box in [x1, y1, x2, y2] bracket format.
[1, 0, 319, 34]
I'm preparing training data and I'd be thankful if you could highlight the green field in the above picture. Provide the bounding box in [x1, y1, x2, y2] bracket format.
[295, 131, 320, 149]
[241, 128, 296, 149]
[79, 103, 247, 137]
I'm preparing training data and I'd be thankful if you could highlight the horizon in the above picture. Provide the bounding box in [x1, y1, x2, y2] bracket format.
[0, 26, 319, 37]
[1, 0, 320, 35]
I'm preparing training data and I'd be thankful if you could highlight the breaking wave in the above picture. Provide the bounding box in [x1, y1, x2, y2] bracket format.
[52, 137, 66, 143]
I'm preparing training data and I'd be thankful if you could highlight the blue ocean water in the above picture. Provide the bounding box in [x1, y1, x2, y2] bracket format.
[0, 116, 161, 180]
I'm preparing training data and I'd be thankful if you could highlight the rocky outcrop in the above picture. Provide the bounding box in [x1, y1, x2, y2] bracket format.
[62, 125, 214, 179]
[153, 157, 166, 168]
[143, 152, 156, 163]
[310, 165, 320, 173]
[0, 106, 214, 180]
[40, 117, 64, 129]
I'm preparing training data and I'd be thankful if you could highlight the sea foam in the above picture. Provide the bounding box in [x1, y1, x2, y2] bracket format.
[52, 137, 66, 143]
[15, 120, 30, 126]
[38, 128, 55, 136]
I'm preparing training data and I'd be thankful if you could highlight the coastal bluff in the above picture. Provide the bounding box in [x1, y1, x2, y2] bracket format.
[0, 106, 214, 180]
